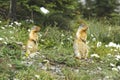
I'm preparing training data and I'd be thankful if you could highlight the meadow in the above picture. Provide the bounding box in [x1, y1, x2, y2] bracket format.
[0, 19, 120, 80]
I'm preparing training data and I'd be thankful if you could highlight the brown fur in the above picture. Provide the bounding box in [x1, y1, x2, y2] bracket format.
[73, 24, 88, 59]
[26, 26, 40, 56]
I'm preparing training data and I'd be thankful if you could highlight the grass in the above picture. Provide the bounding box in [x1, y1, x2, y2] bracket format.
[0, 19, 120, 80]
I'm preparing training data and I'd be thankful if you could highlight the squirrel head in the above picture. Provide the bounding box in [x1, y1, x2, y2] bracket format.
[78, 24, 88, 31]
[32, 26, 40, 32]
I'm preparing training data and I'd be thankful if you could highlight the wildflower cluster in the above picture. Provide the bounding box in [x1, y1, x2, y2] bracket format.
[40, 7, 49, 14]
[105, 42, 120, 49]
[9, 21, 22, 27]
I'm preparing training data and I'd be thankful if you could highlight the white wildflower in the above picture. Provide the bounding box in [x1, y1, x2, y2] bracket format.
[110, 63, 115, 67]
[26, 19, 29, 22]
[4, 25, 8, 27]
[5, 37, 8, 41]
[114, 49, 117, 52]
[110, 49, 113, 51]
[13, 26, 16, 30]
[61, 42, 64, 45]
[13, 78, 19, 80]
[104, 76, 110, 80]
[67, 37, 70, 40]
[41, 55, 45, 58]
[86, 41, 90, 44]
[35, 75, 40, 79]
[10, 37, 14, 39]
[41, 39, 44, 42]
[0, 38, 4, 41]
[91, 53, 100, 58]
[16, 42, 23, 45]
[1, 27, 5, 29]
[29, 19, 34, 23]
[92, 38, 96, 41]
[117, 66, 120, 70]
[9, 31, 13, 34]
[11, 22, 14, 25]
[112, 68, 118, 72]
[115, 55, 120, 61]
[26, 19, 34, 23]
[97, 67, 102, 70]
[14, 21, 21, 26]
[87, 7, 90, 10]
[105, 45, 108, 47]
[107, 53, 112, 57]
[39, 33, 42, 37]
[3, 41, 7, 44]
[61, 34, 65, 37]
[97, 41, 102, 47]
[79, 0, 86, 5]
[91, 34, 94, 37]
[116, 44, 120, 49]
[107, 42, 120, 49]
[28, 29, 31, 32]
[14, 21, 18, 24]
[18, 23, 21, 26]
[70, 36, 72, 38]
[9, 24, 13, 27]
[0, 21, 2, 23]
[40, 7, 49, 14]
[109, 27, 111, 31]
[108, 42, 116, 47]
[8, 63, 12, 67]
[74, 69, 80, 73]
[21, 61, 26, 64]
